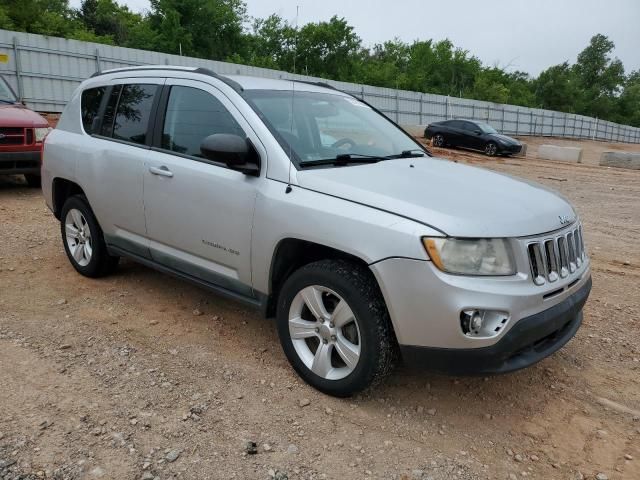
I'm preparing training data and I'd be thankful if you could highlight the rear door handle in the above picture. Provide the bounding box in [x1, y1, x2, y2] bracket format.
[149, 166, 173, 178]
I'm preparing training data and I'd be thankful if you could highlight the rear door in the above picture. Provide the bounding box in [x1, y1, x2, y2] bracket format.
[462, 121, 484, 150]
[446, 120, 466, 146]
[77, 79, 164, 258]
[142, 78, 264, 296]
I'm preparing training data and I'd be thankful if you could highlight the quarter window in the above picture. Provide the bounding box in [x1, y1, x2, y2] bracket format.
[112, 84, 158, 145]
[161, 86, 245, 158]
[80, 87, 106, 134]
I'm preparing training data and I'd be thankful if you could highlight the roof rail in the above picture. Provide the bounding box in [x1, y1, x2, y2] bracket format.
[294, 80, 338, 91]
[90, 65, 243, 93]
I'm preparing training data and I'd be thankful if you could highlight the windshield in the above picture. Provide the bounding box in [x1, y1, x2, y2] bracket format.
[477, 122, 498, 134]
[0, 76, 17, 103]
[244, 89, 424, 166]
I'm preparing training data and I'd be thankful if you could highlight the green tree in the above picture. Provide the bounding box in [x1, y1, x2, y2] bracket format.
[573, 34, 625, 118]
[147, 0, 247, 59]
[295, 16, 362, 80]
[617, 71, 640, 127]
[0, 4, 14, 29]
[534, 62, 579, 112]
[77, 0, 145, 46]
[243, 14, 297, 69]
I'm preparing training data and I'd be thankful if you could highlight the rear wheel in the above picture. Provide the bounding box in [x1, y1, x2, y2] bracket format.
[60, 195, 119, 278]
[276, 260, 395, 397]
[24, 174, 41, 188]
[432, 133, 446, 148]
[484, 142, 498, 156]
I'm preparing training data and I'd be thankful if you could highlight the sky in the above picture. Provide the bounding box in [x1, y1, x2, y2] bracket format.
[71, 0, 640, 77]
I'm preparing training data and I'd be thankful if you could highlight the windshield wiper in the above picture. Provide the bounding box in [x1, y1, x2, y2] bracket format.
[299, 153, 384, 168]
[385, 149, 428, 159]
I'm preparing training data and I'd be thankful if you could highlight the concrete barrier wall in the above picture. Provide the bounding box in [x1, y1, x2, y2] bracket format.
[600, 151, 640, 170]
[537, 145, 583, 163]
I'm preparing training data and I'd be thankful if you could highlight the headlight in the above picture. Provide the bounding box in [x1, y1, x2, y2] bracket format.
[35, 127, 51, 142]
[422, 237, 516, 276]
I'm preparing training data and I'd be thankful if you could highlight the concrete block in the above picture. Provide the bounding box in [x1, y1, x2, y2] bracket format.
[514, 143, 528, 157]
[600, 151, 640, 170]
[537, 145, 583, 163]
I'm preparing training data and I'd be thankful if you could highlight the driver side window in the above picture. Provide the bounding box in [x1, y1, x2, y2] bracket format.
[162, 86, 245, 158]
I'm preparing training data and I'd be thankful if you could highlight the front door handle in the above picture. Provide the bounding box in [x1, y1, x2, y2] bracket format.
[149, 166, 173, 178]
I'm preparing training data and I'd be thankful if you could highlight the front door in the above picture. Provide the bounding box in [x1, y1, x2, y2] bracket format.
[143, 79, 263, 297]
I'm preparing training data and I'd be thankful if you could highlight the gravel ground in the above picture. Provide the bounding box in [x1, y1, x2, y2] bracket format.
[0, 137, 639, 480]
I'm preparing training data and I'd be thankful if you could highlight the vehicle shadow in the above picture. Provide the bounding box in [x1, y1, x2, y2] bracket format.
[0, 174, 33, 192]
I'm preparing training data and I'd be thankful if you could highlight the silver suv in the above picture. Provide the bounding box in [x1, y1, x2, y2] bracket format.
[42, 66, 592, 396]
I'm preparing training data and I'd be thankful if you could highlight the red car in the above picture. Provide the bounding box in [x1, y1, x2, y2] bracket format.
[0, 75, 50, 187]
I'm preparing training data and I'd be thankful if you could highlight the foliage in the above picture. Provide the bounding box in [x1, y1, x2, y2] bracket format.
[0, 0, 637, 126]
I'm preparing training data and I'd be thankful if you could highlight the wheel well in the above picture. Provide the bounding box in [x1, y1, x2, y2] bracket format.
[52, 178, 85, 220]
[265, 239, 372, 318]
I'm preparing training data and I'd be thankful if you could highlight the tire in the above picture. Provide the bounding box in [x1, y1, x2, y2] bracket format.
[24, 174, 41, 188]
[484, 142, 498, 156]
[60, 195, 119, 278]
[432, 133, 445, 148]
[276, 259, 395, 397]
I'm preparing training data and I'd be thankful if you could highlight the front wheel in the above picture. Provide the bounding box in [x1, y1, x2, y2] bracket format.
[276, 260, 395, 397]
[432, 133, 446, 148]
[484, 142, 498, 156]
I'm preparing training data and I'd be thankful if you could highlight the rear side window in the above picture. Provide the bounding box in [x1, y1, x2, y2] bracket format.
[100, 85, 122, 137]
[81, 87, 106, 134]
[112, 84, 158, 145]
[161, 86, 244, 158]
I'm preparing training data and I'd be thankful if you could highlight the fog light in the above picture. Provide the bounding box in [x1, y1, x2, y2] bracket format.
[460, 309, 510, 338]
[461, 310, 483, 335]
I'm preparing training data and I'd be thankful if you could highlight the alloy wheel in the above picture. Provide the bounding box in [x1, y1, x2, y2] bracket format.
[485, 142, 497, 156]
[288, 285, 361, 381]
[433, 134, 445, 147]
[64, 208, 93, 267]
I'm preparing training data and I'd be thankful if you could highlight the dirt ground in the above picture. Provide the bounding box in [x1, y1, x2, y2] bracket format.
[1, 137, 639, 480]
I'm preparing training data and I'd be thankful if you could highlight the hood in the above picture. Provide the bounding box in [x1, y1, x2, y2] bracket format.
[296, 158, 576, 237]
[490, 133, 520, 145]
[0, 104, 49, 127]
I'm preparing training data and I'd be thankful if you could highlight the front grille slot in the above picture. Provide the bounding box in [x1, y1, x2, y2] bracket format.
[543, 240, 559, 281]
[527, 223, 586, 286]
[0, 127, 26, 145]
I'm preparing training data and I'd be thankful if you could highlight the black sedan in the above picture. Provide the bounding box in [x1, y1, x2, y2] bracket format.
[424, 119, 522, 156]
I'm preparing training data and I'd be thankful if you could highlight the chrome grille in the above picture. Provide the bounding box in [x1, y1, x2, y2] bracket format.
[0, 127, 27, 145]
[527, 224, 586, 286]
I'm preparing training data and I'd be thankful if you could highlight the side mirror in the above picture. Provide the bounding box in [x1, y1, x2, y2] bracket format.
[200, 134, 259, 176]
[474, 130, 482, 135]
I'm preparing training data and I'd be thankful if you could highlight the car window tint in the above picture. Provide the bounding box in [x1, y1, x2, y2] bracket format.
[449, 120, 465, 129]
[100, 85, 122, 137]
[112, 84, 158, 145]
[81, 87, 106, 134]
[462, 122, 477, 131]
[162, 86, 245, 157]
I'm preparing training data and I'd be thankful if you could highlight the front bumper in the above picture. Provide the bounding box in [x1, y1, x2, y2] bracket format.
[400, 277, 591, 374]
[499, 143, 522, 154]
[0, 150, 41, 175]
